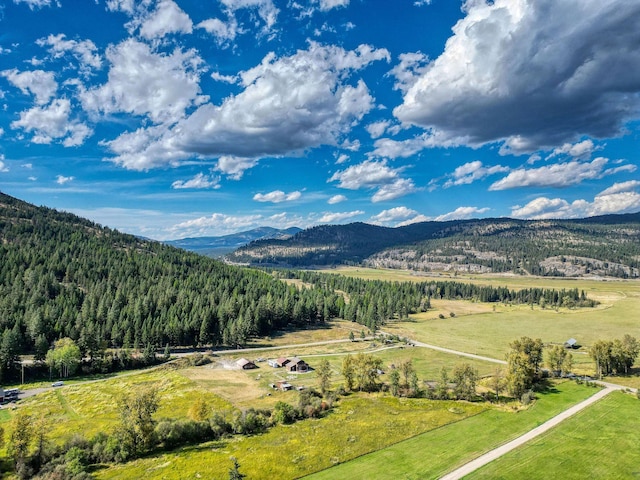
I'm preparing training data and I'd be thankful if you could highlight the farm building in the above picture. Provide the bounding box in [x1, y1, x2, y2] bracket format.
[236, 358, 257, 370]
[268, 357, 291, 368]
[285, 357, 309, 372]
[277, 381, 293, 391]
[268, 356, 311, 372]
[564, 338, 579, 349]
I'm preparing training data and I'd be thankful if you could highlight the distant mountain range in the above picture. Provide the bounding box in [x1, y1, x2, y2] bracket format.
[224, 213, 640, 278]
[165, 226, 301, 257]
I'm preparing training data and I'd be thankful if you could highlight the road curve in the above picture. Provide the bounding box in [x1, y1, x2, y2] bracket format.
[439, 385, 617, 480]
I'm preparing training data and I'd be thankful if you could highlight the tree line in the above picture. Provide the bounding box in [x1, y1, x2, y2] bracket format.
[283, 270, 597, 330]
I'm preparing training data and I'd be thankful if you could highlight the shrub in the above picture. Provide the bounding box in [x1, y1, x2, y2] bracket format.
[156, 419, 213, 449]
[210, 413, 233, 438]
[232, 409, 271, 435]
[272, 401, 298, 424]
[521, 389, 536, 405]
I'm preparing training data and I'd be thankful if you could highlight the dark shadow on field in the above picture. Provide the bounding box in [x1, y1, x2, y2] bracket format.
[244, 322, 337, 348]
[534, 378, 560, 395]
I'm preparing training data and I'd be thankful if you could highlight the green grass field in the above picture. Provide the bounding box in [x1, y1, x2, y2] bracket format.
[467, 391, 640, 479]
[95, 394, 485, 480]
[330, 268, 640, 376]
[305, 381, 601, 480]
[1, 369, 233, 443]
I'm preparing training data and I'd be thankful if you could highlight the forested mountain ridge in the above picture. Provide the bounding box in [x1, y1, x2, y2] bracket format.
[226, 214, 640, 278]
[0, 192, 341, 378]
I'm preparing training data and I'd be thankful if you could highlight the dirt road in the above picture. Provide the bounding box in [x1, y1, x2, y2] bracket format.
[439, 384, 624, 479]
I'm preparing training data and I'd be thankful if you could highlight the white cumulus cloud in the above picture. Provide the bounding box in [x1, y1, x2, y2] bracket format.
[11, 99, 92, 146]
[443, 161, 509, 188]
[489, 157, 633, 191]
[139, 0, 193, 40]
[318, 210, 363, 223]
[56, 174, 74, 185]
[105, 42, 389, 170]
[13, 0, 58, 9]
[327, 194, 347, 204]
[366, 120, 391, 139]
[370, 206, 418, 224]
[511, 181, 640, 219]
[81, 38, 207, 125]
[253, 190, 302, 203]
[1, 69, 57, 105]
[171, 212, 263, 237]
[36, 34, 102, 73]
[329, 160, 416, 203]
[198, 0, 279, 45]
[549, 139, 599, 160]
[394, 0, 640, 152]
[318, 0, 349, 11]
[435, 206, 490, 222]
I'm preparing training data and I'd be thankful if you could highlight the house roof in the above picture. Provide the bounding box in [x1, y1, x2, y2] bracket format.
[288, 357, 306, 365]
[236, 358, 254, 367]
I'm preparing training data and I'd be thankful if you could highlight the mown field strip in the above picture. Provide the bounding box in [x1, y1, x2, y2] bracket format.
[304, 381, 596, 480]
[440, 386, 614, 479]
[467, 391, 640, 479]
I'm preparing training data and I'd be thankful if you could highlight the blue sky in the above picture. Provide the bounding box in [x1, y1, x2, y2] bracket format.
[1, 0, 639, 240]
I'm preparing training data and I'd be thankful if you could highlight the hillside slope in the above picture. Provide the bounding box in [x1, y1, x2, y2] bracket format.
[226, 214, 640, 278]
[0, 192, 339, 376]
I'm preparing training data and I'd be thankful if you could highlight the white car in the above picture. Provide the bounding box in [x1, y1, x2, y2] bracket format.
[52, 381, 64, 387]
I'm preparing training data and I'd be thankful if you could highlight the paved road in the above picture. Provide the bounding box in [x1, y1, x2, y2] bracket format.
[439, 383, 626, 480]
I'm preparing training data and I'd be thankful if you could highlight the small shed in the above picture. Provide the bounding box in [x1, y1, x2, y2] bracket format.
[564, 338, 578, 349]
[277, 381, 293, 391]
[286, 357, 309, 373]
[236, 358, 257, 370]
[268, 359, 280, 368]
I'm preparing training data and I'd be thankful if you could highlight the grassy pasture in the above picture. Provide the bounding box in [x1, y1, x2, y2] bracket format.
[467, 391, 640, 480]
[305, 381, 601, 480]
[0, 369, 233, 444]
[328, 268, 640, 376]
[306, 346, 500, 387]
[383, 300, 639, 375]
[96, 394, 485, 480]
